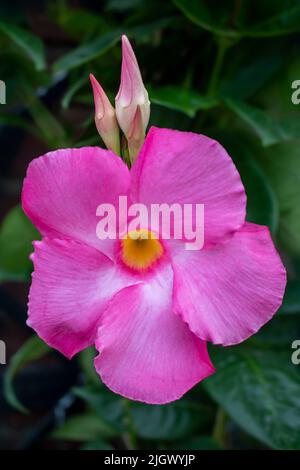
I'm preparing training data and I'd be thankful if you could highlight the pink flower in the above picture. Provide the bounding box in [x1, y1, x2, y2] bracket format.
[22, 127, 286, 404]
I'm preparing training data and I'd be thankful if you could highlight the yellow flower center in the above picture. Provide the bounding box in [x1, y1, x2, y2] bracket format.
[121, 229, 164, 271]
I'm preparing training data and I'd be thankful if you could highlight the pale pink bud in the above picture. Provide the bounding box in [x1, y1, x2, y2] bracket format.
[115, 35, 150, 140]
[89, 73, 120, 155]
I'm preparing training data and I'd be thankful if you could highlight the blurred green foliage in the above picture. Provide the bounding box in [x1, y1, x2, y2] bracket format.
[1, 0, 300, 450]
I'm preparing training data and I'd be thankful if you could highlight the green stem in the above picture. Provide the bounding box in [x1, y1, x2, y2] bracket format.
[212, 407, 227, 448]
[120, 135, 132, 168]
[207, 38, 229, 97]
[122, 399, 138, 450]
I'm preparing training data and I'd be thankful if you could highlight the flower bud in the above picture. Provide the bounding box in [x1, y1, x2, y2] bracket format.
[115, 35, 150, 141]
[127, 105, 145, 164]
[89, 73, 120, 155]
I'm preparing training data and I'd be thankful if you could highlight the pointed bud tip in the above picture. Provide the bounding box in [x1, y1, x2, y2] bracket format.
[121, 34, 137, 65]
[89, 73, 102, 94]
[121, 34, 130, 46]
[89, 74, 105, 120]
[89, 73, 117, 121]
[89, 73, 99, 88]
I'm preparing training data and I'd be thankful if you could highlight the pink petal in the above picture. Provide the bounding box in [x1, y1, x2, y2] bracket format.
[94, 262, 215, 404]
[130, 127, 246, 244]
[22, 147, 130, 260]
[171, 223, 286, 346]
[28, 238, 138, 359]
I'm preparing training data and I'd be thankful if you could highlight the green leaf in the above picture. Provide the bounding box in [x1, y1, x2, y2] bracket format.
[173, 0, 239, 38]
[131, 401, 212, 441]
[255, 55, 300, 118]
[149, 104, 191, 131]
[49, 3, 110, 39]
[216, 133, 278, 232]
[74, 386, 125, 433]
[169, 436, 221, 450]
[106, 0, 145, 12]
[150, 86, 218, 117]
[254, 314, 300, 347]
[4, 336, 50, 413]
[74, 384, 212, 441]
[174, 0, 300, 38]
[78, 347, 100, 385]
[51, 413, 117, 441]
[53, 31, 121, 73]
[127, 17, 174, 41]
[0, 205, 40, 283]
[0, 112, 35, 133]
[20, 84, 70, 148]
[281, 280, 300, 315]
[0, 22, 46, 70]
[204, 345, 300, 449]
[225, 99, 300, 146]
[239, 155, 278, 232]
[221, 54, 283, 101]
[81, 439, 114, 450]
[61, 77, 88, 109]
[52, 17, 173, 74]
[245, 5, 300, 37]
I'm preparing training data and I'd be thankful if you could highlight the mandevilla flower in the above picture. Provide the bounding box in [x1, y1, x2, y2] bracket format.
[21, 37, 286, 405]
